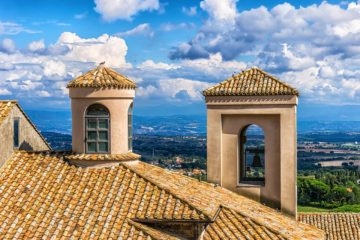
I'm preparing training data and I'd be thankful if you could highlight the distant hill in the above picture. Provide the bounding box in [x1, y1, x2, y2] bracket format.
[27, 110, 360, 136]
[42, 132, 72, 151]
[27, 110, 72, 134]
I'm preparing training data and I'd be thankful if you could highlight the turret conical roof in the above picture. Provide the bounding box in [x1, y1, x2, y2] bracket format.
[67, 63, 136, 89]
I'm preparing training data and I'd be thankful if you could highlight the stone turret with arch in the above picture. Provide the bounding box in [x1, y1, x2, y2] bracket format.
[203, 67, 299, 217]
[67, 63, 140, 167]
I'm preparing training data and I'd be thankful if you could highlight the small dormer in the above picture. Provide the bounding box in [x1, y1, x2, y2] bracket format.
[203, 67, 299, 217]
[67, 63, 137, 158]
[0, 100, 51, 166]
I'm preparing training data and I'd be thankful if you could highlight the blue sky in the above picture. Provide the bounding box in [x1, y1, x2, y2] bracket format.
[1, 0, 360, 119]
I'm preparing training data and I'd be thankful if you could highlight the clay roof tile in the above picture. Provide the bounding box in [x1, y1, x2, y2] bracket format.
[0, 151, 326, 239]
[0, 100, 17, 125]
[203, 67, 299, 97]
[67, 64, 136, 89]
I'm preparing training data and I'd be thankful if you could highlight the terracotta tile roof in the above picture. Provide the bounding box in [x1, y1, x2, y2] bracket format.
[0, 151, 208, 239]
[123, 161, 324, 239]
[65, 152, 141, 161]
[298, 213, 360, 240]
[0, 151, 324, 239]
[125, 220, 179, 239]
[203, 206, 286, 240]
[0, 100, 16, 125]
[203, 67, 299, 97]
[66, 64, 137, 89]
[0, 100, 51, 150]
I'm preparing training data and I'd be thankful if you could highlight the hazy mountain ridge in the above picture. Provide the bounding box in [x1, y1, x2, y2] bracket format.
[27, 110, 360, 136]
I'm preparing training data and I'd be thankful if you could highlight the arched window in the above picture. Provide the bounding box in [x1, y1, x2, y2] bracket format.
[85, 104, 110, 153]
[239, 124, 265, 183]
[128, 103, 133, 152]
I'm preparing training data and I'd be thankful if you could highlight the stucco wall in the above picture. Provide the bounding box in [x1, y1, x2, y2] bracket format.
[221, 114, 281, 207]
[0, 106, 50, 167]
[206, 95, 297, 217]
[69, 88, 135, 154]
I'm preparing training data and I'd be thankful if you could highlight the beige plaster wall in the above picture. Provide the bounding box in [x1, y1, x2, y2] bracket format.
[69, 88, 134, 154]
[0, 106, 50, 167]
[221, 114, 281, 207]
[69, 88, 135, 99]
[206, 95, 297, 217]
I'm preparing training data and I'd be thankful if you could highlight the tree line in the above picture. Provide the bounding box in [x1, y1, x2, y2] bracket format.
[298, 168, 360, 208]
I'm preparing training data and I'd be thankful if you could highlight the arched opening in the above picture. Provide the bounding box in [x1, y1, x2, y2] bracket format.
[85, 104, 110, 153]
[128, 103, 133, 152]
[239, 124, 265, 183]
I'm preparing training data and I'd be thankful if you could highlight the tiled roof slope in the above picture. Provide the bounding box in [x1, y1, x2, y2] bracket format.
[124, 161, 324, 239]
[203, 206, 287, 240]
[203, 67, 299, 96]
[0, 101, 16, 125]
[298, 213, 360, 240]
[0, 151, 207, 239]
[125, 220, 178, 240]
[0, 151, 324, 239]
[67, 64, 136, 89]
[0, 100, 51, 150]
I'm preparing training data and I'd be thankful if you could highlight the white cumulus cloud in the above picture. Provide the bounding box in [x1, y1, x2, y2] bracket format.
[137, 85, 157, 98]
[332, 19, 360, 37]
[37, 90, 51, 97]
[0, 32, 131, 107]
[57, 32, 128, 68]
[0, 38, 16, 54]
[0, 88, 11, 95]
[43, 60, 66, 78]
[168, 1, 360, 105]
[200, 0, 237, 24]
[28, 40, 45, 53]
[281, 43, 315, 70]
[137, 78, 212, 101]
[158, 78, 212, 100]
[94, 0, 160, 21]
[181, 53, 247, 78]
[138, 60, 179, 70]
[116, 23, 154, 37]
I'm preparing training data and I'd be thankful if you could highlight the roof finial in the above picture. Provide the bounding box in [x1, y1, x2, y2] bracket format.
[98, 61, 105, 67]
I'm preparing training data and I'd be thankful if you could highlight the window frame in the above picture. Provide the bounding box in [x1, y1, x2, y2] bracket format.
[239, 124, 265, 185]
[13, 117, 20, 149]
[85, 104, 110, 154]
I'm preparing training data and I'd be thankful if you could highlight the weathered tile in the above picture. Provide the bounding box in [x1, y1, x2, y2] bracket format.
[203, 67, 299, 96]
[67, 65, 136, 89]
